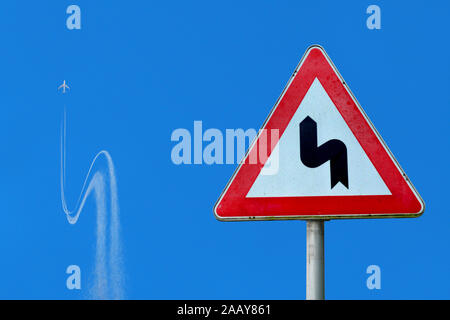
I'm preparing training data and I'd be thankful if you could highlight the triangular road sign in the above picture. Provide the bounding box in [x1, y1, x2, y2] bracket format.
[214, 45, 424, 220]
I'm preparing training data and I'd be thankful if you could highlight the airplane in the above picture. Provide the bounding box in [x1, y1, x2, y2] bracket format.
[58, 80, 70, 93]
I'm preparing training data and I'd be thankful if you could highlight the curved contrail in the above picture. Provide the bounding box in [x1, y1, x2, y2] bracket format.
[60, 107, 124, 299]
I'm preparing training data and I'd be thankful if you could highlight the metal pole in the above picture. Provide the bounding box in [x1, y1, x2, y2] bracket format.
[306, 220, 324, 300]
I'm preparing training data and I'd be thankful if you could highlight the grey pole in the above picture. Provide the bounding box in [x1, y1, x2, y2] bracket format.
[306, 220, 325, 300]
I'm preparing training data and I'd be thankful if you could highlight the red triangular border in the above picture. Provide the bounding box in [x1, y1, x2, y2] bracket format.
[214, 45, 424, 220]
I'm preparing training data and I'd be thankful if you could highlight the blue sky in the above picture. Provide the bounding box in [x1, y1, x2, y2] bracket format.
[0, 1, 448, 299]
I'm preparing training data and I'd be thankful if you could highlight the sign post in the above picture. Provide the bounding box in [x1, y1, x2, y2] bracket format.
[306, 220, 324, 300]
[214, 45, 424, 299]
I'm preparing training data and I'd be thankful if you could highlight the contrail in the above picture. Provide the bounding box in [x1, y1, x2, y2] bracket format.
[60, 106, 124, 299]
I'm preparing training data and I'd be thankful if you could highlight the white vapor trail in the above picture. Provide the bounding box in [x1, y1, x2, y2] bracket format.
[60, 107, 124, 299]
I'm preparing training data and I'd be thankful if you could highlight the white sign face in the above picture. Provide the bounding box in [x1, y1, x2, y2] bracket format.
[247, 78, 391, 198]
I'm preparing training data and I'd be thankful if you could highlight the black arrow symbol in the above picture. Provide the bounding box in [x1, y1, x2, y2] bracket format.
[299, 116, 349, 189]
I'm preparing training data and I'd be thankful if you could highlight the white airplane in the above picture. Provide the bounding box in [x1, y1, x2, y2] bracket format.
[58, 80, 70, 93]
